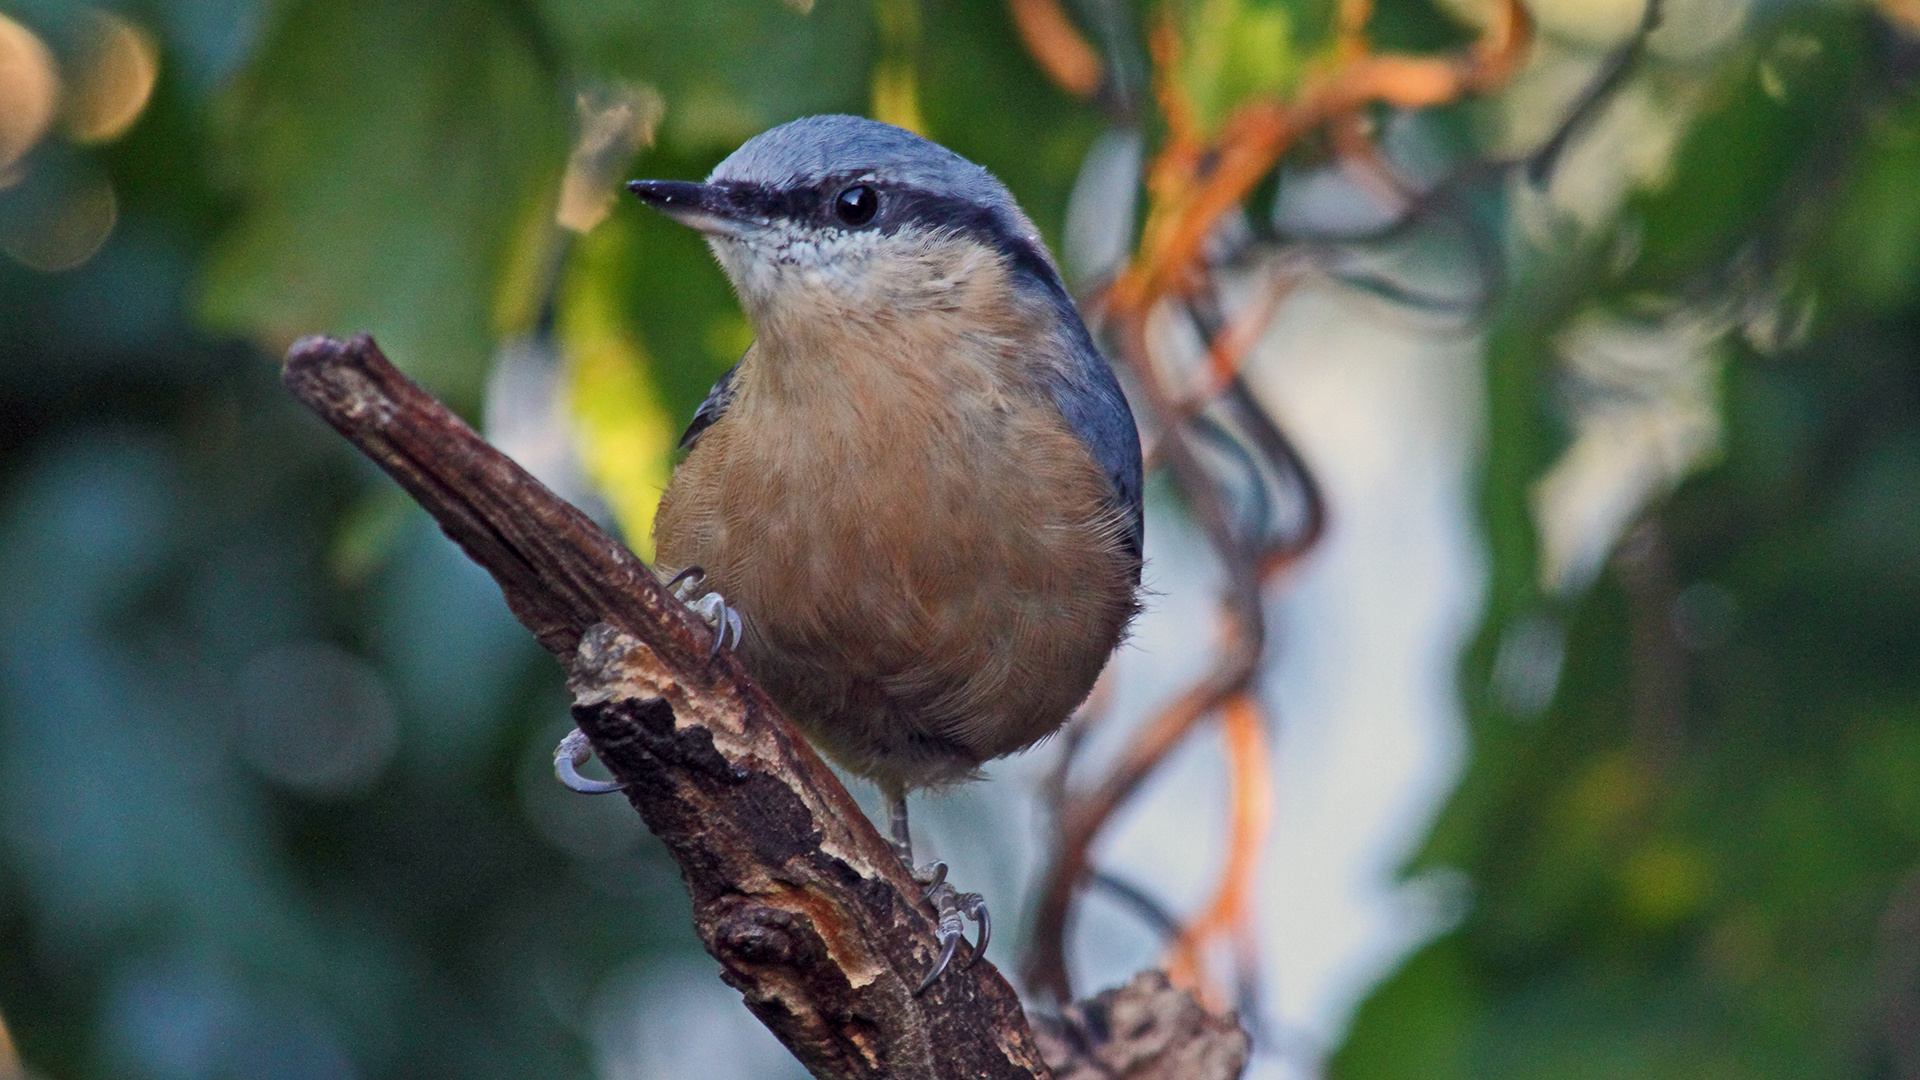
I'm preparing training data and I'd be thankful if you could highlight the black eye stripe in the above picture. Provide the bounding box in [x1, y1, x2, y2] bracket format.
[708, 183, 820, 221]
[877, 187, 1062, 291]
[710, 178, 1066, 296]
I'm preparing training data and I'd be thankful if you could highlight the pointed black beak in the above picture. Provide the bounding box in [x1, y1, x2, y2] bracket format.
[627, 179, 708, 211]
[628, 180, 758, 238]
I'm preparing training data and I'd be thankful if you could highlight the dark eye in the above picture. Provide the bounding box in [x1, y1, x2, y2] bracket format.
[834, 184, 878, 226]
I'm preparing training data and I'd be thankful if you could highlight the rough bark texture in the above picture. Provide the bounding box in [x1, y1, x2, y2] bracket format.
[569, 626, 1040, 1077]
[281, 333, 1247, 1080]
[1031, 972, 1250, 1080]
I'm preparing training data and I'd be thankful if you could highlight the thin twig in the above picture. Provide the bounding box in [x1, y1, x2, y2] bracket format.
[1163, 693, 1274, 1010]
[1088, 871, 1187, 941]
[1526, 0, 1666, 184]
[1014, 0, 1544, 1016]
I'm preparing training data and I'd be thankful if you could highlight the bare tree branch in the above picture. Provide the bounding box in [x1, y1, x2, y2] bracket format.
[281, 332, 1248, 1080]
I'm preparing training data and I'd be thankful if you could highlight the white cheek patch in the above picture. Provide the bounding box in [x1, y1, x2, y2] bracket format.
[722, 226, 890, 306]
[718, 224, 996, 317]
[786, 231, 887, 294]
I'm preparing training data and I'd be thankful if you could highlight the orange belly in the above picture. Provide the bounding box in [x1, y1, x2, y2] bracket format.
[653, 382, 1138, 792]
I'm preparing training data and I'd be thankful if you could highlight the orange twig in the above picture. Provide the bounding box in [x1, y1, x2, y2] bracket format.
[1203, 267, 1299, 396]
[1007, 0, 1105, 98]
[1337, 0, 1376, 60]
[1025, 607, 1262, 1001]
[1117, 0, 1534, 320]
[1123, 99, 1295, 310]
[1024, 308, 1268, 1004]
[1147, 14, 1205, 200]
[1164, 692, 1275, 1007]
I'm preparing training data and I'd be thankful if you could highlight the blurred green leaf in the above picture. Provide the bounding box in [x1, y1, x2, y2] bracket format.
[557, 223, 676, 557]
[1341, 7, 1920, 1077]
[1178, 0, 1300, 134]
[536, 0, 877, 153]
[1329, 934, 1478, 1080]
[199, 0, 564, 408]
[1822, 94, 1920, 313]
[1623, 8, 1868, 290]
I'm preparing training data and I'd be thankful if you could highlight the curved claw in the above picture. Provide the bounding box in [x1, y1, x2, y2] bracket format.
[686, 591, 742, 660]
[707, 606, 725, 658]
[723, 604, 744, 653]
[664, 565, 705, 597]
[554, 729, 625, 794]
[963, 896, 990, 969]
[707, 601, 729, 660]
[915, 929, 964, 996]
[912, 865, 988, 991]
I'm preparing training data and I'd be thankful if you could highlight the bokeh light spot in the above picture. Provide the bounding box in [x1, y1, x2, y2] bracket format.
[1619, 839, 1715, 928]
[237, 641, 399, 798]
[0, 14, 59, 174]
[2, 170, 116, 272]
[66, 10, 160, 145]
[0, 1004, 21, 1080]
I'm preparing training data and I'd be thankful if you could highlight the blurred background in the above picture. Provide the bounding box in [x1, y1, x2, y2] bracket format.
[1, 0, 1918, 1077]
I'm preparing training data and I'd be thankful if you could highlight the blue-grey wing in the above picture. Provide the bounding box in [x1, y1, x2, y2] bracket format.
[678, 358, 741, 450]
[1047, 329, 1146, 569]
[998, 242, 1146, 568]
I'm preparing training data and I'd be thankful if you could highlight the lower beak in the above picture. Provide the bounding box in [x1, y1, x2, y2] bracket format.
[628, 180, 759, 239]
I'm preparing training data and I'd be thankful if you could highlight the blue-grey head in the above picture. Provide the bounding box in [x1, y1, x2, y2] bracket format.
[628, 115, 1067, 323]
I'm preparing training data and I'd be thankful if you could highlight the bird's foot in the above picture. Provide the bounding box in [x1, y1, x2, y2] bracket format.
[912, 861, 989, 995]
[664, 566, 742, 659]
[554, 728, 624, 794]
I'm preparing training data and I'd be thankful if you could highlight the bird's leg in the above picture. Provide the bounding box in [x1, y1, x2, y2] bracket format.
[666, 565, 743, 659]
[887, 784, 916, 865]
[885, 784, 990, 994]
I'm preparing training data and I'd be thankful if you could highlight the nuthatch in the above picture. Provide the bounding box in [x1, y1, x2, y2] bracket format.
[564, 115, 1144, 990]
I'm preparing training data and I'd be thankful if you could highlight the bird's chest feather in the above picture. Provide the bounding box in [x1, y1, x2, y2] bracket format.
[675, 352, 1079, 592]
[651, 312, 1139, 786]
[654, 327, 1130, 661]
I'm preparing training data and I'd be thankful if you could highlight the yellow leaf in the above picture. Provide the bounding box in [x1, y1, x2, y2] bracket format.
[556, 226, 675, 560]
[492, 178, 565, 339]
[870, 0, 925, 133]
[1180, 0, 1298, 135]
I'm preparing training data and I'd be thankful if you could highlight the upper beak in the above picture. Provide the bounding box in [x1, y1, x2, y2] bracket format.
[628, 180, 759, 239]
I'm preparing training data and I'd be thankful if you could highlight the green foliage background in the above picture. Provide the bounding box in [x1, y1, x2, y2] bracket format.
[1334, 11, 1920, 1078]
[0, 0, 1916, 1076]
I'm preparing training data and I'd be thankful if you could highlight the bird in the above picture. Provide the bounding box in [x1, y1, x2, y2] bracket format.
[562, 115, 1144, 991]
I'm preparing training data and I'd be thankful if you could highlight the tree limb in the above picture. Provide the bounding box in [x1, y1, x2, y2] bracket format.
[281, 333, 1248, 1080]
